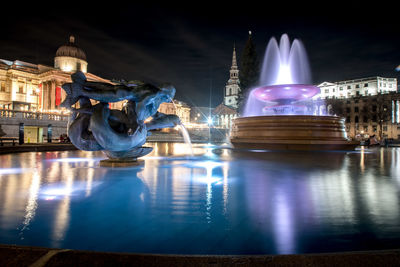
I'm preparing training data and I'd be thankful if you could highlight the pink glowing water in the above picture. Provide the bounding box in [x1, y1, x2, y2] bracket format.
[243, 34, 320, 117]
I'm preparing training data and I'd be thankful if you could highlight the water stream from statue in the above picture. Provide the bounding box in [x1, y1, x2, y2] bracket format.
[170, 98, 194, 156]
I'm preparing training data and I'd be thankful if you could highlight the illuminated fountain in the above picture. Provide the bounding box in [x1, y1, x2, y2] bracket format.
[231, 34, 359, 150]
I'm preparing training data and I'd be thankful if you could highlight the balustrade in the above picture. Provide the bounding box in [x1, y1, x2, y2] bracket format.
[0, 109, 69, 121]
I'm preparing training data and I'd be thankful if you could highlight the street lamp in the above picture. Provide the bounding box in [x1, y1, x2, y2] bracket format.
[207, 117, 213, 126]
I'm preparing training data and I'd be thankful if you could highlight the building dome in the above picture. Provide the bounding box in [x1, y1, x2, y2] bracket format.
[55, 36, 87, 61]
[54, 36, 88, 73]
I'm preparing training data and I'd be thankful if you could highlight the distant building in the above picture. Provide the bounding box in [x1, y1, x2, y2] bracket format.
[318, 77, 397, 99]
[213, 103, 238, 129]
[324, 92, 400, 140]
[315, 76, 400, 140]
[0, 36, 110, 112]
[223, 45, 241, 108]
[212, 45, 240, 129]
[0, 36, 111, 142]
[158, 100, 191, 125]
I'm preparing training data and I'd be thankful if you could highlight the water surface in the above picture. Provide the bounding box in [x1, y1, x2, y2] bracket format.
[0, 143, 400, 255]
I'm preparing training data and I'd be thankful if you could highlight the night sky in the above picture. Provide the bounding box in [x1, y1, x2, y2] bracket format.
[2, 2, 400, 107]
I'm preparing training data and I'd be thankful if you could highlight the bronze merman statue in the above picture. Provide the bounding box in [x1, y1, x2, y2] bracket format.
[62, 72, 180, 166]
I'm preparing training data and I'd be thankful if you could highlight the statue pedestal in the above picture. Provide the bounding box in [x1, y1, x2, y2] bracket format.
[99, 158, 144, 167]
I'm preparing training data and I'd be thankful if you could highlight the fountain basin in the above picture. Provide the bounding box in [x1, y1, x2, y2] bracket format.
[230, 115, 359, 151]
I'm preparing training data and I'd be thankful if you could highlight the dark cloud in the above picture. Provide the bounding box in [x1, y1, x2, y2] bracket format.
[1, 3, 400, 106]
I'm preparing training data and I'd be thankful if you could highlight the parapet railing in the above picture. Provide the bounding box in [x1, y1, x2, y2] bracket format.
[0, 109, 69, 121]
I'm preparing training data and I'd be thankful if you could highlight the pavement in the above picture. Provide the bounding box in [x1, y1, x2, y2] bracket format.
[1, 244, 400, 266]
[0, 143, 77, 154]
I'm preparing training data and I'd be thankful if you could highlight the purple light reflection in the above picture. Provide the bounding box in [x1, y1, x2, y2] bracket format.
[253, 84, 320, 103]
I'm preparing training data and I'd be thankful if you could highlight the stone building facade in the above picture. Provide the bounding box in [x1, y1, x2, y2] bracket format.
[318, 77, 397, 99]
[316, 76, 399, 140]
[324, 93, 400, 140]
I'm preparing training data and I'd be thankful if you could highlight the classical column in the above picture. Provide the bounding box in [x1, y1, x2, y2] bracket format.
[11, 78, 17, 102]
[50, 80, 56, 110]
[44, 82, 49, 110]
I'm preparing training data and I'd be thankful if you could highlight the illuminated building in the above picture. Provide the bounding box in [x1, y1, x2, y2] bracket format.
[0, 36, 110, 112]
[0, 36, 111, 142]
[158, 100, 191, 124]
[324, 92, 400, 140]
[318, 77, 397, 99]
[223, 45, 240, 108]
[213, 45, 240, 129]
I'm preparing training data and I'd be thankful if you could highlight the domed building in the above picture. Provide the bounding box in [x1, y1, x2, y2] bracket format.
[0, 35, 111, 142]
[54, 36, 88, 73]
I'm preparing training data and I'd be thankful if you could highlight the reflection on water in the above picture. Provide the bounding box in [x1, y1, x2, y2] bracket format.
[0, 144, 400, 255]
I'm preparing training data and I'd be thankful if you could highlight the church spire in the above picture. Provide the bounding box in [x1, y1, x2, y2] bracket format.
[231, 43, 238, 69]
[229, 43, 239, 80]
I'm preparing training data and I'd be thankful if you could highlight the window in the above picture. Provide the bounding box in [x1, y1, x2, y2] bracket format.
[346, 107, 351, 113]
[325, 89, 329, 93]
[356, 84, 360, 88]
[383, 126, 388, 132]
[354, 107, 359, 113]
[364, 83, 368, 87]
[356, 91, 360, 96]
[339, 87, 343, 91]
[346, 116, 351, 123]
[0, 82, 5, 92]
[347, 85, 351, 89]
[18, 83, 24, 93]
[372, 105, 377, 112]
[363, 116, 368, 123]
[355, 116, 359, 123]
